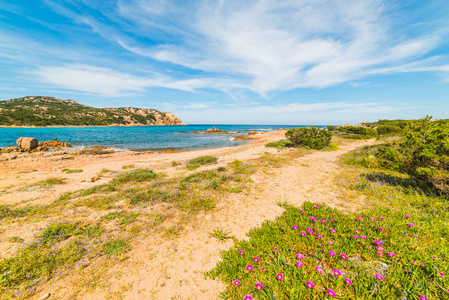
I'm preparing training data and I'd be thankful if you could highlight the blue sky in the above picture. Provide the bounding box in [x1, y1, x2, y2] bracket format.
[0, 0, 448, 125]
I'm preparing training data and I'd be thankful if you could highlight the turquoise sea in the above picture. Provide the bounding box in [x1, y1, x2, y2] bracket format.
[0, 125, 318, 151]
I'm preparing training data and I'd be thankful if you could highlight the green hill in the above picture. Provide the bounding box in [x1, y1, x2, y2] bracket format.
[0, 96, 185, 126]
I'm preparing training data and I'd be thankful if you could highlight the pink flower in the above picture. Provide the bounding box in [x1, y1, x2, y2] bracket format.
[321, 219, 326, 223]
[306, 281, 314, 289]
[408, 223, 414, 227]
[233, 280, 240, 286]
[314, 205, 319, 208]
[276, 273, 284, 281]
[361, 236, 366, 239]
[296, 261, 303, 267]
[377, 227, 383, 231]
[374, 240, 383, 246]
[404, 214, 410, 218]
[330, 219, 335, 222]
[246, 265, 253, 271]
[376, 246, 385, 252]
[344, 278, 353, 284]
[432, 256, 437, 260]
[327, 289, 336, 297]
[239, 251, 244, 255]
[380, 217, 384, 220]
[356, 218, 361, 221]
[329, 251, 336, 256]
[244, 295, 253, 300]
[255, 283, 263, 290]
[440, 272, 445, 277]
[419, 296, 428, 300]
[253, 256, 259, 262]
[341, 253, 348, 259]
[274, 248, 277, 251]
[378, 252, 384, 257]
[330, 228, 336, 233]
[370, 218, 376, 221]
[296, 253, 305, 259]
[333, 269, 342, 276]
[353, 235, 358, 239]
[316, 234, 323, 239]
[375, 274, 384, 280]
[300, 232, 306, 236]
[315, 266, 323, 274]
[293, 225, 298, 229]
[387, 252, 395, 257]
[329, 241, 334, 245]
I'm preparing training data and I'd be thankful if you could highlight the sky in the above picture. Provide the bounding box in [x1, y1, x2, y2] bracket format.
[0, 0, 448, 125]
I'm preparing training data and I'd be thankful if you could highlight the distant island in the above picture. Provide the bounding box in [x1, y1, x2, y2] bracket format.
[0, 96, 185, 127]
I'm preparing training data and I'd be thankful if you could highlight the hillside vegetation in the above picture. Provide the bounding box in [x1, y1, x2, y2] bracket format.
[0, 96, 185, 126]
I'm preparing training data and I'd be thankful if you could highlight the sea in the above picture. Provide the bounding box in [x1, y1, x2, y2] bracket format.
[0, 125, 319, 151]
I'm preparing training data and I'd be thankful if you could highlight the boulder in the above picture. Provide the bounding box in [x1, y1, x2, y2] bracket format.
[83, 146, 107, 150]
[17, 137, 38, 150]
[248, 131, 257, 135]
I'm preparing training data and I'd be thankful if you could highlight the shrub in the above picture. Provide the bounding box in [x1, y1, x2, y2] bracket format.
[376, 125, 403, 136]
[285, 127, 332, 150]
[265, 139, 293, 148]
[375, 116, 449, 194]
[189, 155, 218, 165]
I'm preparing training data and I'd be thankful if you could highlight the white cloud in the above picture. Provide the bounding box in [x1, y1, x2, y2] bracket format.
[29, 64, 211, 96]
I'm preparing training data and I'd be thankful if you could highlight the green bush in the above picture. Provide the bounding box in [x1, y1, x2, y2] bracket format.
[285, 127, 332, 150]
[265, 139, 293, 148]
[189, 155, 218, 165]
[338, 126, 378, 139]
[376, 125, 403, 136]
[375, 116, 449, 194]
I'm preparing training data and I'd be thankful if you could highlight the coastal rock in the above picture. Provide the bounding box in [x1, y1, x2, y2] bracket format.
[84, 146, 107, 150]
[248, 131, 257, 135]
[17, 137, 38, 150]
[90, 176, 100, 182]
[342, 123, 352, 127]
[38, 138, 72, 148]
[196, 127, 231, 134]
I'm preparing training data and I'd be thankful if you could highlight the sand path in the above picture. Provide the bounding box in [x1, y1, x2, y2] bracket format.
[1, 132, 374, 299]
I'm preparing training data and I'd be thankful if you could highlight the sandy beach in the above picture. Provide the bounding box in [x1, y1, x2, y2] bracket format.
[0, 131, 374, 299]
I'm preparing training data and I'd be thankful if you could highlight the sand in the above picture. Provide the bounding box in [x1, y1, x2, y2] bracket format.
[0, 130, 374, 299]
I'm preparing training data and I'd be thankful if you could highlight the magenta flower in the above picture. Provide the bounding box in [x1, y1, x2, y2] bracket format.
[408, 223, 414, 227]
[333, 269, 342, 276]
[419, 296, 428, 300]
[296, 261, 303, 267]
[255, 283, 263, 290]
[233, 280, 240, 286]
[314, 205, 319, 208]
[353, 235, 358, 239]
[244, 295, 253, 300]
[293, 225, 298, 229]
[380, 217, 385, 220]
[370, 218, 376, 221]
[239, 251, 244, 255]
[316, 234, 323, 239]
[356, 218, 361, 221]
[306, 281, 314, 289]
[361, 235, 366, 239]
[273, 247, 277, 251]
[300, 232, 306, 236]
[440, 272, 445, 277]
[387, 252, 395, 257]
[321, 219, 326, 223]
[341, 253, 348, 259]
[344, 278, 353, 284]
[253, 256, 260, 262]
[327, 289, 336, 297]
[404, 214, 410, 218]
[329, 251, 336, 256]
[276, 273, 284, 281]
[296, 253, 305, 259]
[330, 219, 335, 222]
[377, 227, 383, 231]
[376, 246, 385, 252]
[246, 265, 253, 271]
[330, 228, 336, 233]
[375, 274, 384, 280]
[374, 240, 383, 246]
[432, 256, 437, 260]
[329, 241, 334, 245]
[315, 267, 323, 274]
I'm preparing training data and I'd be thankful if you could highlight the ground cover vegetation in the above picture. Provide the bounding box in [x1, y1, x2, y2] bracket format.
[0, 157, 261, 297]
[207, 117, 449, 299]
